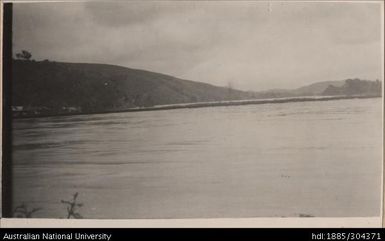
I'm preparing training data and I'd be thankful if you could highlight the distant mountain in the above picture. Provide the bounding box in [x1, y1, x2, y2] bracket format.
[291, 80, 345, 96]
[258, 79, 381, 98]
[11, 59, 381, 116]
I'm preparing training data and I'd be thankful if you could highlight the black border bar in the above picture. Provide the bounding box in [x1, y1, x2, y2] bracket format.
[2, 2, 13, 218]
[0, 228, 384, 241]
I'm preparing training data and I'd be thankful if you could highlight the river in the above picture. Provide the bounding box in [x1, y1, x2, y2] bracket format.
[12, 98, 382, 218]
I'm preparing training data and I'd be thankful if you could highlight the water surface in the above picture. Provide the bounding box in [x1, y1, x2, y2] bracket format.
[12, 98, 382, 218]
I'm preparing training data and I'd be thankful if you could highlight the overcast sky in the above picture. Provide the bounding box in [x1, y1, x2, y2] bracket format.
[13, 1, 383, 91]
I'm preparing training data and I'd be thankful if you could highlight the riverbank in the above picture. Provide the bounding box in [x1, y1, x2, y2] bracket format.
[12, 94, 381, 119]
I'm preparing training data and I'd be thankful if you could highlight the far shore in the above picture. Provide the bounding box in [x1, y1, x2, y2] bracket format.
[12, 94, 381, 119]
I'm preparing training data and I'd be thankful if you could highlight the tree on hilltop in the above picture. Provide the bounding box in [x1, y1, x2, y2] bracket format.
[15, 50, 32, 61]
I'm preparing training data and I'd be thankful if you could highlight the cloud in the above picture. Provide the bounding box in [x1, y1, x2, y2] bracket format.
[84, 1, 171, 27]
[13, 1, 383, 91]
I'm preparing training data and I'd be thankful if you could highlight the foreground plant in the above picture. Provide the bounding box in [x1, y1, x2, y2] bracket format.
[61, 192, 83, 219]
[13, 203, 41, 218]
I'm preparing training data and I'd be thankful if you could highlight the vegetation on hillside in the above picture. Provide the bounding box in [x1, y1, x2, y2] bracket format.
[322, 78, 382, 96]
[11, 53, 382, 117]
[12, 59, 255, 114]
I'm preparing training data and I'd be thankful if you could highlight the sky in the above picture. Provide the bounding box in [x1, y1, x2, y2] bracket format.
[13, 1, 383, 91]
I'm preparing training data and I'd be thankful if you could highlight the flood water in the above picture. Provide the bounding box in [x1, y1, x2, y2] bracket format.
[12, 98, 382, 218]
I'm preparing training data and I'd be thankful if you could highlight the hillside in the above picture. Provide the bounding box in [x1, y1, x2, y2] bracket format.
[12, 59, 382, 117]
[12, 60, 254, 113]
[292, 80, 345, 96]
[322, 78, 382, 96]
[258, 79, 381, 98]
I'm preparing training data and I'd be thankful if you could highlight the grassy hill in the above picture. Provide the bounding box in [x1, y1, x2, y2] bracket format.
[322, 78, 382, 96]
[12, 59, 254, 112]
[12, 59, 381, 117]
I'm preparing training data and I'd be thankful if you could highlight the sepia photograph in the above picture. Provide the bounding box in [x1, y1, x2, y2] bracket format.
[3, 0, 383, 222]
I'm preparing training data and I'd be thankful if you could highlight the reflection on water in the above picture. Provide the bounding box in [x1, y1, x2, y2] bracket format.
[12, 98, 382, 218]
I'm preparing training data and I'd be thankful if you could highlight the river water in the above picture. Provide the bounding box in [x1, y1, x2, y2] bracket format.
[12, 98, 382, 218]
